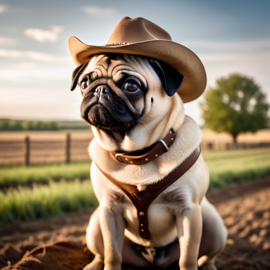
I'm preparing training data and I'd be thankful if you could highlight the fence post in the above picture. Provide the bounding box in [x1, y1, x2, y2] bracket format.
[207, 142, 213, 151]
[66, 133, 71, 164]
[25, 137, 30, 166]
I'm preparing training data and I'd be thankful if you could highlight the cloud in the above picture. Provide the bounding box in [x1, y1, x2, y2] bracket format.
[17, 62, 38, 69]
[0, 4, 7, 13]
[179, 39, 270, 92]
[0, 37, 17, 46]
[183, 39, 270, 123]
[25, 26, 64, 42]
[82, 6, 115, 16]
[201, 52, 270, 85]
[0, 48, 69, 63]
[0, 67, 71, 82]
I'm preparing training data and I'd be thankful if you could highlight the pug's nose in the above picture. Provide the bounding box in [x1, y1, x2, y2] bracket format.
[94, 85, 110, 96]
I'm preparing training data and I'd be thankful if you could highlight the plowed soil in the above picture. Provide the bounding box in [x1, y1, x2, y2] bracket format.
[1, 177, 270, 270]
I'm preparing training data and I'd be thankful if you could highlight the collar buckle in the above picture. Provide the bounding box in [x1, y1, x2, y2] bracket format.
[159, 139, 169, 151]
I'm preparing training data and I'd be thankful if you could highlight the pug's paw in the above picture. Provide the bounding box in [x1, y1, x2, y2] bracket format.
[104, 265, 121, 270]
[201, 263, 217, 270]
[83, 256, 103, 270]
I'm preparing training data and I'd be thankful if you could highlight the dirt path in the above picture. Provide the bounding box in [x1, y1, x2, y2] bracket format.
[1, 177, 270, 270]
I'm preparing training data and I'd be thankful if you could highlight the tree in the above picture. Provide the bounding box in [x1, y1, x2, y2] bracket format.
[25, 121, 35, 130]
[200, 73, 269, 143]
[49, 121, 60, 130]
[0, 119, 10, 130]
[9, 120, 23, 130]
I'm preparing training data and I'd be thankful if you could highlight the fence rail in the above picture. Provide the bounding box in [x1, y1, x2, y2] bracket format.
[0, 133, 93, 165]
[200, 141, 270, 151]
[0, 135, 270, 165]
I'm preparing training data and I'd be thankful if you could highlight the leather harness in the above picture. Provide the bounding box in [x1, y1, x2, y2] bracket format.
[95, 130, 201, 240]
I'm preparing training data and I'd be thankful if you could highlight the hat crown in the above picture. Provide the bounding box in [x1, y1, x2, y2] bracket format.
[107, 17, 172, 45]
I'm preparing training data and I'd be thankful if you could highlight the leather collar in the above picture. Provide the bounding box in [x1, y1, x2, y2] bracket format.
[112, 129, 176, 165]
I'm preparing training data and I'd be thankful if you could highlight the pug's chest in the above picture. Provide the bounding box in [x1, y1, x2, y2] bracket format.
[120, 186, 190, 245]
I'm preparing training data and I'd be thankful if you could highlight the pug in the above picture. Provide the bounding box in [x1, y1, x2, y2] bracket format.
[70, 52, 227, 270]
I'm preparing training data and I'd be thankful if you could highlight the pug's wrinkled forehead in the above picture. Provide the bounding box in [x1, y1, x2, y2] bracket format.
[78, 54, 149, 90]
[70, 53, 184, 97]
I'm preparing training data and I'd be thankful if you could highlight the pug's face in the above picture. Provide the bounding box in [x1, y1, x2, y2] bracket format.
[71, 54, 184, 149]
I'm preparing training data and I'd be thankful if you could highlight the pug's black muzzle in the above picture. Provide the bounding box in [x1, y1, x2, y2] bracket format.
[81, 84, 137, 131]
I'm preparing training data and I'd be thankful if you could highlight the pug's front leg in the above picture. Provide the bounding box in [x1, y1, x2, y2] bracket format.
[176, 204, 202, 270]
[100, 203, 125, 270]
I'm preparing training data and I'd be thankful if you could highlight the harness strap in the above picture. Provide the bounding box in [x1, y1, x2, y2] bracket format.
[95, 146, 201, 240]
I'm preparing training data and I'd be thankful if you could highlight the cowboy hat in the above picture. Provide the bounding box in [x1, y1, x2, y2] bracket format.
[69, 17, 207, 103]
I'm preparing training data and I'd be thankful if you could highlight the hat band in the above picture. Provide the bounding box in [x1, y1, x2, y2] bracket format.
[106, 42, 132, 46]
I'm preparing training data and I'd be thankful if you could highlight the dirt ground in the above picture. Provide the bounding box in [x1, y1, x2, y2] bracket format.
[1, 177, 270, 270]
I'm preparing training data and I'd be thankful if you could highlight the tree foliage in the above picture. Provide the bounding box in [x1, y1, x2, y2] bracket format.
[0, 119, 60, 131]
[0, 120, 89, 131]
[200, 73, 269, 143]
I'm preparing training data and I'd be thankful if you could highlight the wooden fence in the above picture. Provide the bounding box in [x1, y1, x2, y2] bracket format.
[0, 134, 93, 165]
[200, 141, 270, 151]
[0, 135, 270, 165]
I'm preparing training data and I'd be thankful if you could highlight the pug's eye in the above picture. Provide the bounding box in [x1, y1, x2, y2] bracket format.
[80, 79, 89, 91]
[123, 82, 138, 92]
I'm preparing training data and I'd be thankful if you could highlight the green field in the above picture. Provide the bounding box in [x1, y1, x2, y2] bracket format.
[0, 179, 98, 225]
[0, 147, 270, 225]
[202, 148, 270, 188]
[0, 161, 91, 188]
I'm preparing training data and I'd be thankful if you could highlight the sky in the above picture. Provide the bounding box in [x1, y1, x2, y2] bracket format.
[0, 0, 269, 125]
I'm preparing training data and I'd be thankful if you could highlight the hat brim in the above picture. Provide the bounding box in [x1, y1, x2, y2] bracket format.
[69, 37, 207, 103]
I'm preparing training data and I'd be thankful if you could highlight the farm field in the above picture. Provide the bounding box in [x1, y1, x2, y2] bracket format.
[1, 177, 270, 269]
[203, 148, 270, 189]
[0, 161, 91, 188]
[0, 148, 269, 189]
[0, 147, 270, 226]
[0, 179, 98, 226]
[0, 146, 270, 269]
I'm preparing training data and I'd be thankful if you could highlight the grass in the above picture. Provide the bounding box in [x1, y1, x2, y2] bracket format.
[209, 167, 270, 190]
[206, 149, 270, 174]
[1, 147, 270, 225]
[0, 161, 91, 188]
[1, 148, 269, 188]
[206, 148, 270, 189]
[0, 179, 98, 226]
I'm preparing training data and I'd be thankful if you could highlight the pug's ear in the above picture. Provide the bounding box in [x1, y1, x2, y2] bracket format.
[70, 60, 89, 91]
[149, 60, 185, 96]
